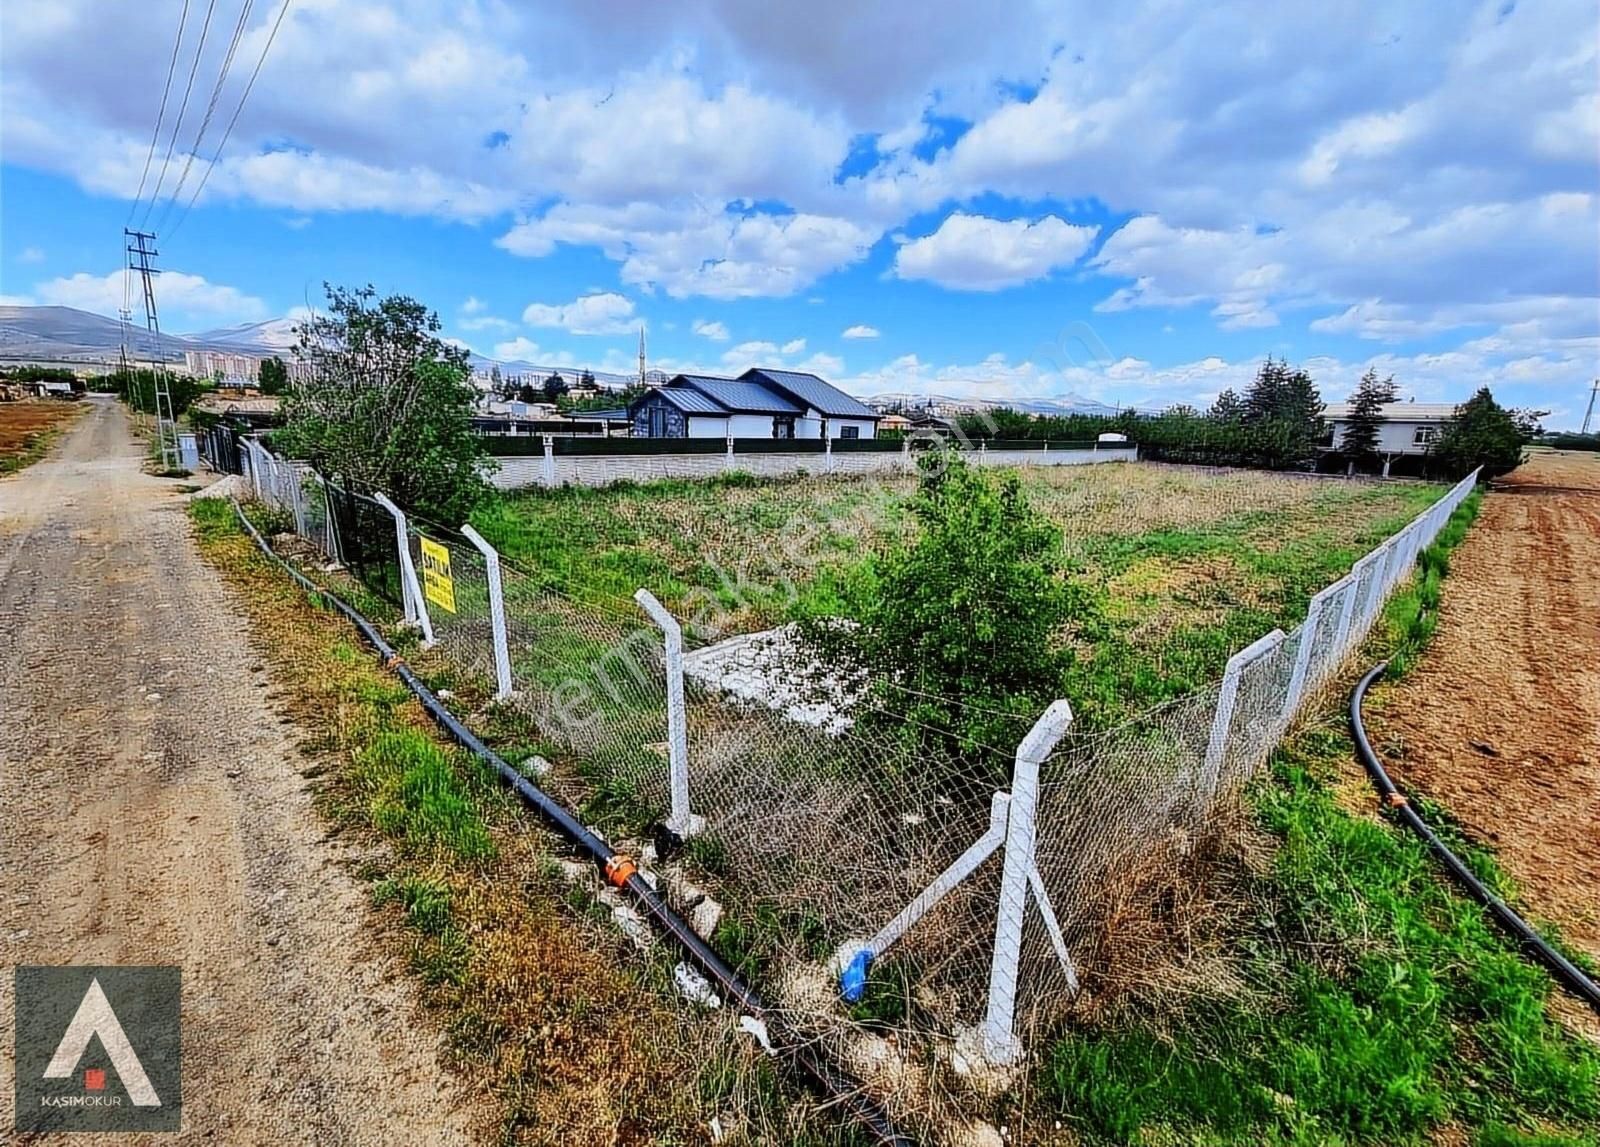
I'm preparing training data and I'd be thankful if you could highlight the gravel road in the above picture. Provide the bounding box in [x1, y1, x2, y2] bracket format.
[0, 399, 480, 1143]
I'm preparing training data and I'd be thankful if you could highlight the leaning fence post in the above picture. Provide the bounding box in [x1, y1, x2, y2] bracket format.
[1361, 539, 1392, 627]
[373, 492, 435, 647]
[634, 589, 702, 839]
[1202, 629, 1286, 795]
[981, 699, 1074, 1066]
[461, 525, 514, 701]
[1281, 584, 1335, 724]
[1332, 560, 1365, 656]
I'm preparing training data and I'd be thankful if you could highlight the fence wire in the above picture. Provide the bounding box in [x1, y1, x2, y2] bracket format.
[231, 439, 1478, 1128]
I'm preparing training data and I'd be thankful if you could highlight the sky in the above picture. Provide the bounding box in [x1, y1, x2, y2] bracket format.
[0, 1, 1596, 425]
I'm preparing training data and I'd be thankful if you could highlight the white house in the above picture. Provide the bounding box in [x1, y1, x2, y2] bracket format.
[1322, 401, 1457, 474]
[628, 368, 880, 440]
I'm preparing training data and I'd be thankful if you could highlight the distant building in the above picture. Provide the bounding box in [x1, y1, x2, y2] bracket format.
[628, 368, 880, 440]
[1321, 401, 1457, 474]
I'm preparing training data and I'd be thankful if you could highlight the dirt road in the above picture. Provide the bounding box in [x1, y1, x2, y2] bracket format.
[0, 399, 480, 1142]
[1372, 450, 1600, 961]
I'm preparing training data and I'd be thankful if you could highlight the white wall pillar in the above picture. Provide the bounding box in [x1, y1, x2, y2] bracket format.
[541, 434, 555, 487]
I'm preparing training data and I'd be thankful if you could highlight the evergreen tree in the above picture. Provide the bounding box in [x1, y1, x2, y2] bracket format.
[1209, 388, 1245, 422]
[1432, 387, 1536, 479]
[1243, 358, 1289, 423]
[542, 371, 568, 401]
[1340, 368, 1397, 470]
[257, 355, 289, 396]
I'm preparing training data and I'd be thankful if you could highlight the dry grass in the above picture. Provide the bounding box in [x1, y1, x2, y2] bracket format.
[190, 502, 842, 1146]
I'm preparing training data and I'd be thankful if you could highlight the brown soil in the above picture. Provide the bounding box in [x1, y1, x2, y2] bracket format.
[1369, 450, 1600, 960]
[0, 399, 84, 464]
[0, 399, 487, 1143]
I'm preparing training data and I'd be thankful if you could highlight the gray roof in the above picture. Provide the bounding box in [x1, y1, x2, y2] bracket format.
[676, 374, 804, 414]
[1324, 401, 1459, 422]
[646, 386, 729, 415]
[741, 368, 880, 419]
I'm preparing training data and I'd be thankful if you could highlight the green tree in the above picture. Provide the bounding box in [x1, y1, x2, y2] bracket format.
[104, 367, 202, 416]
[1209, 388, 1245, 422]
[542, 371, 569, 402]
[579, 369, 596, 388]
[844, 452, 1079, 788]
[1431, 387, 1537, 480]
[1339, 368, 1397, 471]
[280, 284, 490, 523]
[257, 355, 289, 396]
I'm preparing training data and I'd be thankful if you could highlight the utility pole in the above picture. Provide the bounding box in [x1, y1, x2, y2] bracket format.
[125, 229, 179, 468]
[1582, 379, 1599, 436]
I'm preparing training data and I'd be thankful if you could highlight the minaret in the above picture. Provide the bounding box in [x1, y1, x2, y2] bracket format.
[638, 327, 646, 387]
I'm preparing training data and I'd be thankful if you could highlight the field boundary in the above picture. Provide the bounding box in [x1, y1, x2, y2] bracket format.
[210, 434, 1479, 1122]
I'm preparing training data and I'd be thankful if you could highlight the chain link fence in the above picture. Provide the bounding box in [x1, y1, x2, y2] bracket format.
[225, 436, 1478, 1108]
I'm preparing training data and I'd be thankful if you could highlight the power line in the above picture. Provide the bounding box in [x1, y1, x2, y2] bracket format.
[141, 0, 220, 229]
[166, 0, 294, 242]
[127, 0, 192, 226]
[156, 0, 255, 234]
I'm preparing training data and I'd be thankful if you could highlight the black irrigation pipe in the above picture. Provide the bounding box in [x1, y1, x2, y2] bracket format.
[1350, 662, 1600, 1015]
[228, 501, 914, 1147]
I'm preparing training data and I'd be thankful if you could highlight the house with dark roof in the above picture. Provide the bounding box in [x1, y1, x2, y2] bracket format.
[627, 368, 880, 440]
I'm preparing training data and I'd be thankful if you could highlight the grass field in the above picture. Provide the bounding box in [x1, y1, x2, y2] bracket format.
[0, 399, 84, 475]
[473, 462, 1445, 725]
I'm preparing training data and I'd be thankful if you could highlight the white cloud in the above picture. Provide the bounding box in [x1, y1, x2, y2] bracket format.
[521, 291, 637, 335]
[692, 318, 730, 341]
[462, 296, 486, 314]
[841, 324, 879, 339]
[781, 337, 806, 355]
[17, 246, 45, 263]
[460, 314, 515, 332]
[894, 213, 1099, 290]
[500, 202, 879, 299]
[492, 336, 543, 362]
[30, 268, 267, 324]
[721, 339, 781, 367]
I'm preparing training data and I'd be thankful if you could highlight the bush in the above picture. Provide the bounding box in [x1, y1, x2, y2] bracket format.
[828, 450, 1080, 788]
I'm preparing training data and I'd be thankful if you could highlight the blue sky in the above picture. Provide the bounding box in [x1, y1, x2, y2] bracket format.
[1, 1, 1596, 424]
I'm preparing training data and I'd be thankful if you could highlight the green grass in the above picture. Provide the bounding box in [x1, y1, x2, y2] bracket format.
[475, 464, 1444, 728]
[1037, 490, 1600, 1146]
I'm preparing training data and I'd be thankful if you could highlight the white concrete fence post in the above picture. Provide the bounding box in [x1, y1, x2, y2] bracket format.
[825, 433, 835, 475]
[1202, 629, 1286, 796]
[725, 435, 736, 473]
[373, 492, 435, 647]
[1280, 583, 1337, 726]
[541, 435, 555, 488]
[1331, 560, 1364, 657]
[461, 525, 514, 701]
[633, 589, 703, 839]
[981, 699, 1075, 1066]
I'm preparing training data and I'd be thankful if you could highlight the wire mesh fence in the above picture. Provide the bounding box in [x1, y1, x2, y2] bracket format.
[226, 436, 1479, 1094]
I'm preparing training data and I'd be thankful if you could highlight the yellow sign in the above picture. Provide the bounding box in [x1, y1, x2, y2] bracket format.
[419, 536, 456, 613]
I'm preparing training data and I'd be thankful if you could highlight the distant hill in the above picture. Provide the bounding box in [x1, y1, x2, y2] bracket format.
[0, 305, 185, 362]
[189, 317, 302, 353]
